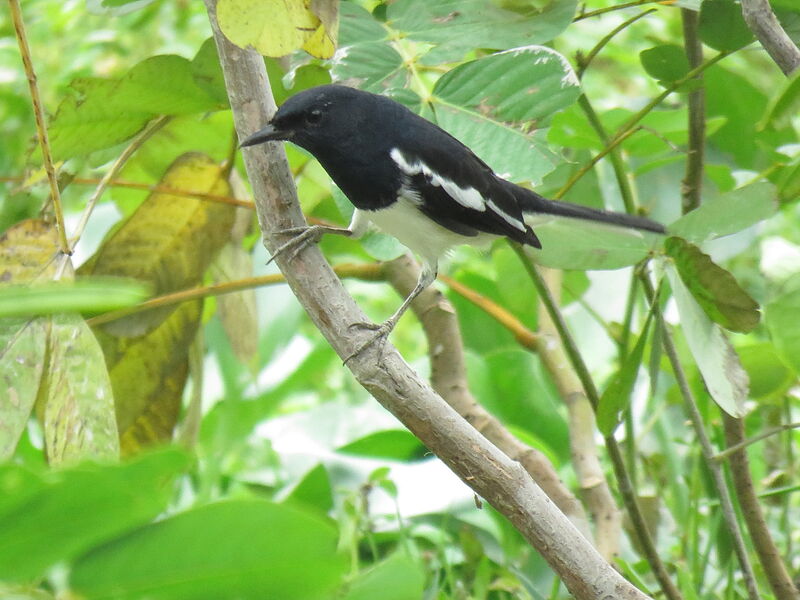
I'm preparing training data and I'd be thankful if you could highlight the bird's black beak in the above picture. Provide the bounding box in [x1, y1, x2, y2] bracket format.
[239, 123, 288, 148]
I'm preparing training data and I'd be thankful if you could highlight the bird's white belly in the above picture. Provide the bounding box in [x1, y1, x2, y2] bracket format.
[363, 198, 494, 266]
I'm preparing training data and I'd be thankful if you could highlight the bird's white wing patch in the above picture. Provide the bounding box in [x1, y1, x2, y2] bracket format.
[390, 148, 485, 211]
[486, 199, 527, 232]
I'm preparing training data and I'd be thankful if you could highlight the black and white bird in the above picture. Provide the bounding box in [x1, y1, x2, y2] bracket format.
[241, 84, 664, 352]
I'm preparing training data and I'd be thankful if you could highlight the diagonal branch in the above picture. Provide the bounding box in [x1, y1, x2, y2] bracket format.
[202, 1, 653, 597]
[740, 0, 800, 76]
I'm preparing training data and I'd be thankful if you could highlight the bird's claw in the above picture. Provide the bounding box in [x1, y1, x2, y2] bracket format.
[267, 226, 322, 265]
[342, 320, 395, 365]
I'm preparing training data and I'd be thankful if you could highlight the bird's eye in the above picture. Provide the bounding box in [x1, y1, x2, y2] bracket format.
[305, 109, 323, 125]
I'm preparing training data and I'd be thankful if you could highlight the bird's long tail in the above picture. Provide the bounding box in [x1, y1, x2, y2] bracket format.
[508, 182, 666, 234]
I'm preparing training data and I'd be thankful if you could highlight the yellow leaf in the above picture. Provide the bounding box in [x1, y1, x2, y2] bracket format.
[217, 0, 338, 59]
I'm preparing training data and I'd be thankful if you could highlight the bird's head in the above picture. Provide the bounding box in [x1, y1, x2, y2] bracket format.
[240, 84, 377, 155]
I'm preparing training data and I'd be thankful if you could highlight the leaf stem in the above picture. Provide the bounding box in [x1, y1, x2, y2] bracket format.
[9, 0, 69, 255]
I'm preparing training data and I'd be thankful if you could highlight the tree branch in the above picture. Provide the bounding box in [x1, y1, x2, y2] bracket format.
[722, 415, 800, 600]
[741, 0, 800, 76]
[536, 267, 622, 561]
[203, 1, 653, 596]
[383, 256, 593, 539]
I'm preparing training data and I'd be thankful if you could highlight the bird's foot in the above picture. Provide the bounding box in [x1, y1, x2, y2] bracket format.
[343, 319, 397, 365]
[266, 226, 327, 265]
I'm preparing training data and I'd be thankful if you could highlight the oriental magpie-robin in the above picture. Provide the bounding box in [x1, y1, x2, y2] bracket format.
[241, 84, 664, 354]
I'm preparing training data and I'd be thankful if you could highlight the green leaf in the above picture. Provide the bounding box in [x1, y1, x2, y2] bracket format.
[284, 464, 333, 512]
[531, 216, 662, 270]
[341, 553, 425, 600]
[0, 448, 189, 582]
[598, 312, 653, 436]
[699, 0, 755, 51]
[772, 155, 800, 203]
[665, 262, 748, 417]
[667, 182, 777, 243]
[640, 45, 690, 83]
[70, 500, 347, 600]
[665, 237, 759, 333]
[430, 104, 559, 185]
[759, 67, 800, 130]
[765, 279, 800, 372]
[0, 317, 47, 460]
[737, 343, 796, 399]
[48, 78, 153, 161]
[332, 4, 406, 92]
[86, 0, 157, 15]
[434, 46, 581, 125]
[0, 279, 149, 318]
[39, 314, 120, 465]
[337, 430, 427, 461]
[388, 0, 577, 65]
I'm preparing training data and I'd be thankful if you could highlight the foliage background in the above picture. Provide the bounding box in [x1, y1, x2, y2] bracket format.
[0, 0, 799, 598]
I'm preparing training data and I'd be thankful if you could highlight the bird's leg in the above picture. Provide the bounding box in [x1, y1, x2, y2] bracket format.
[267, 210, 370, 265]
[343, 262, 437, 364]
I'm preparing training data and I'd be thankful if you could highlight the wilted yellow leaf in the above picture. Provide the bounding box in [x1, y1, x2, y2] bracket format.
[217, 0, 338, 59]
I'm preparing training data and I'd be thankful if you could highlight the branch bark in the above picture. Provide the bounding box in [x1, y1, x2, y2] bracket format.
[382, 256, 593, 540]
[536, 268, 622, 562]
[203, 2, 653, 597]
[722, 415, 800, 600]
[740, 0, 800, 76]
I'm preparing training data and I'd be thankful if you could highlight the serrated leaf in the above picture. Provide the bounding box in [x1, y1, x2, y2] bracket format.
[434, 45, 581, 126]
[83, 153, 235, 337]
[0, 448, 189, 582]
[95, 299, 202, 457]
[640, 45, 690, 83]
[331, 3, 406, 91]
[388, 0, 577, 65]
[37, 314, 119, 466]
[667, 182, 777, 242]
[70, 500, 347, 600]
[699, 0, 755, 51]
[598, 312, 653, 436]
[665, 237, 759, 333]
[217, 0, 337, 59]
[665, 263, 748, 417]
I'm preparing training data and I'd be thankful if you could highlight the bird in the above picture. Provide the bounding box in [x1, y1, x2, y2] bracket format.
[241, 84, 665, 357]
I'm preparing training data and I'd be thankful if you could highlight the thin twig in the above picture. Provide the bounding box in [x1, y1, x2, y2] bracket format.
[68, 116, 172, 250]
[574, 0, 671, 22]
[577, 9, 657, 78]
[9, 0, 69, 255]
[555, 125, 642, 200]
[641, 275, 762, 600]
[680, 9, 705, 214]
